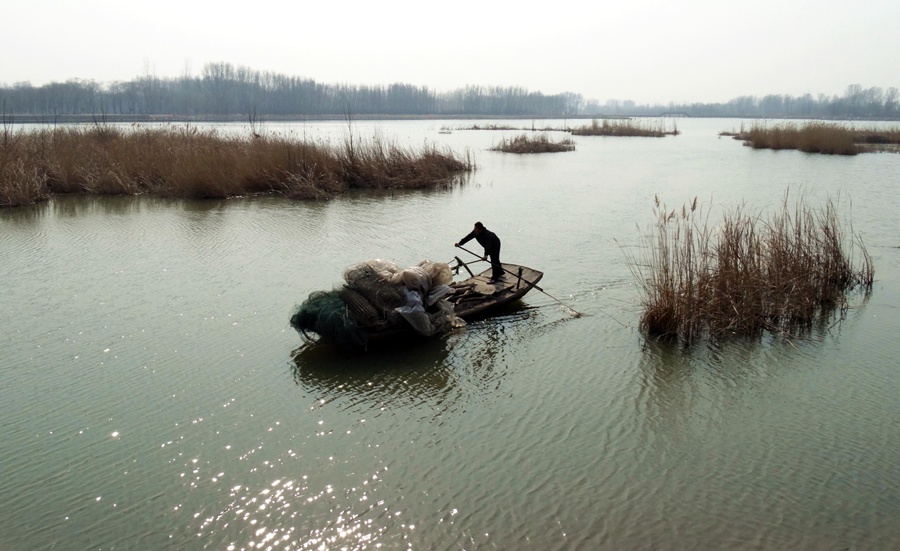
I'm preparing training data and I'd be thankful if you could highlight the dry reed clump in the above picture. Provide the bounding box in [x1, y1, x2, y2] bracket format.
[490, 133, 575, 154]
[734, 122, 900, 155]
[340, 138, 473, 190]
[0, 125, 474, 207]
[0, 156, 49, 207]
[570, 118, 679, 137]
[630, 193, 874, 345]
[459, 124, 519, 131]
[1, 129, 45, 206]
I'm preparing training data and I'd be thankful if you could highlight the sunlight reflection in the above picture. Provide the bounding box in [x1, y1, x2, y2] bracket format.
[190, 466, 399, 549]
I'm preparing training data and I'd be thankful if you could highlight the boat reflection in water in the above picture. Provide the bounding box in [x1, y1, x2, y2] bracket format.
[290, 302, 542, 411]
[291, 337, 454, 407]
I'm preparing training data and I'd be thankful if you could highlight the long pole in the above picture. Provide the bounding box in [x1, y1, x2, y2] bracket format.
[455, 244, 584, 318]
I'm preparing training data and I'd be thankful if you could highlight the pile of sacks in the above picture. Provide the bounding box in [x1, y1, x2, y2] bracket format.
[291, 258, 466, 346]
[341, 259, 466, 336]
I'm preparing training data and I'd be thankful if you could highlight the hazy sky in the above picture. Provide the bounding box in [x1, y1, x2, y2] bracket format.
[3, 0, 898, 104]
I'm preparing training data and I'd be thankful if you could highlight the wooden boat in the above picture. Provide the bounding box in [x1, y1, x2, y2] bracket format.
[291, 264, 544, 347]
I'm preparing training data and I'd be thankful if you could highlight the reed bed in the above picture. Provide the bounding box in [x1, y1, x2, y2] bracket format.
[458, 124, 520, 131]
[490, 133, 575, 154]
[0, 125, 474, 207]
[460, 123, 577, 132]
[731, 122, 900, 155]
[630, 193, 874, 345]
[571, 118, 679, 137]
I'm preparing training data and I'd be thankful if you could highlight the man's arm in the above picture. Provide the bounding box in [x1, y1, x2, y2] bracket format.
[455, 230, 476, 248]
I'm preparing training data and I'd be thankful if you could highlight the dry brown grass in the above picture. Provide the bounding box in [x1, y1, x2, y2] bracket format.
[0, 125, 473, 207]
[570, 118, 679, 137]
[1, 129, 49, 206]
[629, 192, 874, 345]
[490, 133, 575, 154]
[732, 122, 900, 155]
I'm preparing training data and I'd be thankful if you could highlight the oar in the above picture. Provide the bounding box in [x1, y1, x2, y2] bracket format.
[455, 244, 584, 318]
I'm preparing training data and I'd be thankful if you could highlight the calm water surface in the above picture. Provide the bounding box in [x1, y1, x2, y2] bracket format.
[2, 119, 899, 550]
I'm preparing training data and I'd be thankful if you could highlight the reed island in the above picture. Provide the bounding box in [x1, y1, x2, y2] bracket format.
[724, 122, 900, 155]
[0, 125, 474, 208]
[490, 133, 575, 153]
[631, 193, 874, 345]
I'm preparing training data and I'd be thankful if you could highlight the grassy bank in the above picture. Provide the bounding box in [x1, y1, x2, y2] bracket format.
[629, 193, 873, 345]
[725, 122, 900, 154]
[571, 118, 679, 137]
[0, 125, 474, 207]
[490, 133, 575, 154]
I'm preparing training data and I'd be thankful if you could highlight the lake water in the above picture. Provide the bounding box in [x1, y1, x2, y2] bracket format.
[2, 118, 899, 550]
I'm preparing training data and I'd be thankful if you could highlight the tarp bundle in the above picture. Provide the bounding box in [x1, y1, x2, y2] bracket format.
[290, 259, 465, 346]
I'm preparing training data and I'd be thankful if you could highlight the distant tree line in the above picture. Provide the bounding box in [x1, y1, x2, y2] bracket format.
[0, 63, 579, 118]
[586, 84, 899, 120]
[1, 63, 897, 120]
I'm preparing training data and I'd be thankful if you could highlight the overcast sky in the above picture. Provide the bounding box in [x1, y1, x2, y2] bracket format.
[3, 0, 897, 104]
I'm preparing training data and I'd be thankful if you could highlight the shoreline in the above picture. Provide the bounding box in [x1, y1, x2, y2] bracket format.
[3, 113, 608, 124]
[5, 113, 898, 125]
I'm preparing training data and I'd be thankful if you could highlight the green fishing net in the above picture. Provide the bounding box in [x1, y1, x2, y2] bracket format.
[290, 290, 367, 347]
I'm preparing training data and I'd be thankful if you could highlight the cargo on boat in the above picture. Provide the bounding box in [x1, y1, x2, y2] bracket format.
[289, 258, 544, 348]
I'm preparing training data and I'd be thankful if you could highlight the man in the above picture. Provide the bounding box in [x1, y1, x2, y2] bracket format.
[455, 221, 503, 282]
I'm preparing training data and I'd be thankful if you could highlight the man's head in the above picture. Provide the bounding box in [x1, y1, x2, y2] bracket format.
[473, 221, 484, 234]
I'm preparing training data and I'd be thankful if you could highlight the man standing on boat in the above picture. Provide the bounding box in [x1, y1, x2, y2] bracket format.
[455, 222, 503, 283]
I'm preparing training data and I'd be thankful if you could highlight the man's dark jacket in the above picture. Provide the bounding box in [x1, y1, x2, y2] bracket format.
[459, 227, 501, 256]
